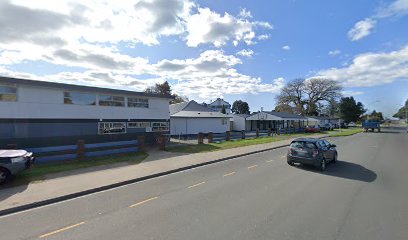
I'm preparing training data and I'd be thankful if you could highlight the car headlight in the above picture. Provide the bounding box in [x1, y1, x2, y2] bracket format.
[10, 157, 25, 163]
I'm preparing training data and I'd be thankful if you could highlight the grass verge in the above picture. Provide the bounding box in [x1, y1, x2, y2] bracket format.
[328, 128, 363, 137]
[166, 133, 322, 154]
[11, 152, 148, 185]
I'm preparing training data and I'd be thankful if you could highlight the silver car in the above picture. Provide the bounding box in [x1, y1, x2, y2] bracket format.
[0, 150, 35, 184]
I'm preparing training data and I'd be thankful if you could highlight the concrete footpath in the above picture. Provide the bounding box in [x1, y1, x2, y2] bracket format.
[0, 134, 328, 214]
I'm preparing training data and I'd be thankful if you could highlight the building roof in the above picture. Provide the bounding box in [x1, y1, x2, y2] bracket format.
[170, 100, 231, 118]
[208, 98, 231, 107]
[266, 111, 306, 119]
[233, 114, 251, 118]
[0, 76, 173, 99]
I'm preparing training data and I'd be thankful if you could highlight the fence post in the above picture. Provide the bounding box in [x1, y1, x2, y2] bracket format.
[137, 135, 146, 151]
[226, 131, 231, 141]
[241, 130, 245, 139]
[268, 128, 272, 136]
[208, 132, 213, 143]
[77, 139, 85, 159]
[277, 128, 281, 135]
[198, 132, 204, 144]
[159, 135, 166, 150]
[256, 128, 260, 138]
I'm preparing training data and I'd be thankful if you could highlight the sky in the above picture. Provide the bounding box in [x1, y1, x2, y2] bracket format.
[0, 0, 407, 117]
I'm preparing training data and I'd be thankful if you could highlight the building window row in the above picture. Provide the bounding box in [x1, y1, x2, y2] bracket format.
[64, 91, 149, 108]
[98, 121, 169, 135]
[0, 86, 17, 102]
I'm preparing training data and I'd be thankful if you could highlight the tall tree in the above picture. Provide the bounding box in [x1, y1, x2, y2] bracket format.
[221, 104, 226, 114]
[393, 99, 408, 119]
[232, 100, 250, 114]
[145, 81, 187, 104]
[274, 104, 294, 113]
[339, 97, 366, 123]
[276, 78, 342, 115]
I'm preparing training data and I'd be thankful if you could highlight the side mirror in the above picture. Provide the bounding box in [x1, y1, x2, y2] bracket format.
[331, 144, 337, 148]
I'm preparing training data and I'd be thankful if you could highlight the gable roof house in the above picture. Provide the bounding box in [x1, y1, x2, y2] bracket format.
[238, 111, 307, 131]
[207, 98, 232, 113]
[170, 101, 232, 135]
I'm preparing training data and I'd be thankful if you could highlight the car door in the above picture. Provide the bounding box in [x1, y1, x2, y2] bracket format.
[317, 140, 331, 160]
[323, 140, 335, 159]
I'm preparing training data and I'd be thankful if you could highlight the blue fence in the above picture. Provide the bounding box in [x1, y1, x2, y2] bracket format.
[27, 140, 139, 164]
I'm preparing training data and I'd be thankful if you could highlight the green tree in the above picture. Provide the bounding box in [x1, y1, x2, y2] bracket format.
[232, 100, 250, 114]
[221, 104, 226, 114]
[274, 104, 294, 113]
[393, 99, 408, 119]
[339, 97, 366, 123]
[145, 81, 188, 104]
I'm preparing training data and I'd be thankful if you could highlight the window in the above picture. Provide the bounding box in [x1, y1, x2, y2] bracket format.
[304, 142, 316, 149]
[221, 118, 228, 125]
[290, 141, 304, 148]
[98, 122, 126, 135]
[128, 97, 149, 108]
[0, 86, 17, 101]
[151, 122, 169, 132]
[64, 91, 96, 105]
[99, 95, 125, 107]
[127, 122, 151, 128]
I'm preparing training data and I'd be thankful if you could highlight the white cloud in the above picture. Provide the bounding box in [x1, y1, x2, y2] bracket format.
[236, 49, 254, 57]
[348, 0, 408, 41]
[282, 45, 291, 50]
[316, 44, 408, 87]
[348, 18, 376, 41]
[328, 50, 341, 56]
[0, 1, 277, 101]
[342, 90, 364, 97]
[238, 8, 252, 19]
[185, 8, 272, 47]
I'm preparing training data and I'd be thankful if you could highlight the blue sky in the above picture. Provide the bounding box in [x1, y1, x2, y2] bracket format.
[0, 0, 407, 117]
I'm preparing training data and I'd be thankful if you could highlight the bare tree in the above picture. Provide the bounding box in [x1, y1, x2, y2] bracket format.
[275, 78, 342, 115]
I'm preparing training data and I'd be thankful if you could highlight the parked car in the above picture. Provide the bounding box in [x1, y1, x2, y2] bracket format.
[340, 122, 348, 129]
[0, 149, 35, 184]
[305, 125, 320, 133]
[348, 122, 357, 127]
[287, 138, 337, 171]
[324, 123, 334, 131]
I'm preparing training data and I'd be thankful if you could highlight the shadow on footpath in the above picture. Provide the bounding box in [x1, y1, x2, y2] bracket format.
[297, 160, 377, 183]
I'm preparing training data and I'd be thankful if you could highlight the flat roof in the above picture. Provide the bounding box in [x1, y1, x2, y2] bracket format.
[0, 76, 173, 99]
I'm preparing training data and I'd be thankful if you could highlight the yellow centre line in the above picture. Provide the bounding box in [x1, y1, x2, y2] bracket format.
[248, 164, 258, 169]
[39, 221, 85, 239]
[129, 196, 159, 208]
[223, 171, 236, 177]
[187, 181, 206, 189]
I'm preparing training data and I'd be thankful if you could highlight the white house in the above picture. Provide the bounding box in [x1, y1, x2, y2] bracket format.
[233, 111, 307, 131]
[207, 98, 232, 113]
[170, 101, 232, 135]
[232, 114, 251, 131]
[0, 76, 172, 148]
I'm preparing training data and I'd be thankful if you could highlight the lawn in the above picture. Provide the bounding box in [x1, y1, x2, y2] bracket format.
[327, 128, 363, 137]
[166, 132, 322, 153]
[12, 151, 148, 185]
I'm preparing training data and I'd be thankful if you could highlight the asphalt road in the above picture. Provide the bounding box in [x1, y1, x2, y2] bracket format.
[0, 127, 407, 240]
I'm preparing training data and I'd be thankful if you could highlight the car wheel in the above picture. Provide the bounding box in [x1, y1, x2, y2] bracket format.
[0, 168, 10, 184]
[287, 159, 295, 166]
[332, 153, 337, 163]
[319, 159, 326, 171]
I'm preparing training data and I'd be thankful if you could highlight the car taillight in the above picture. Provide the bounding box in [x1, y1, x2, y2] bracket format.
[312, 149, 319, 157]
[288, 147, 292, 154]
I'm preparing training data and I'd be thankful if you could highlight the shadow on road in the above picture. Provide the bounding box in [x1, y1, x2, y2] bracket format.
[298, 160, 377, 183]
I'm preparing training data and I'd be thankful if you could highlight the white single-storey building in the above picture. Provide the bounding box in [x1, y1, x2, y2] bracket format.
[170, 101, 232, 135]
[0, 76, 172, 148]
[232, 111, 307, 131]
